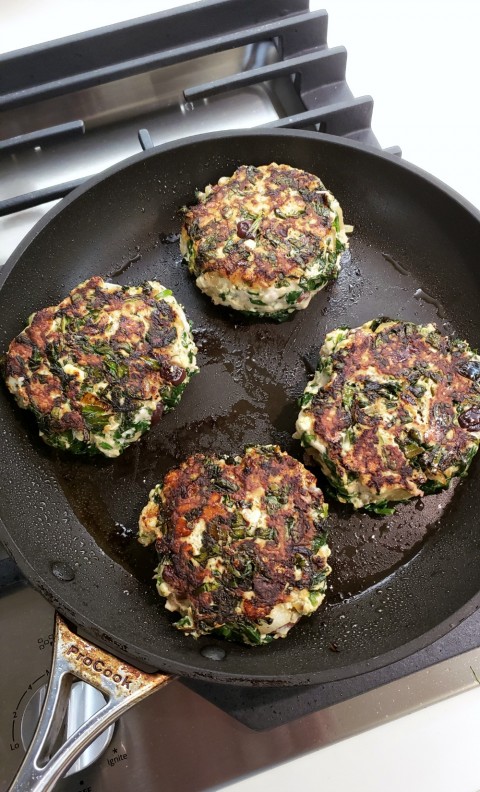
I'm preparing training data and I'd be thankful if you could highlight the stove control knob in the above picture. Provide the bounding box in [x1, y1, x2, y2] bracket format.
[21, 681, 115, 775]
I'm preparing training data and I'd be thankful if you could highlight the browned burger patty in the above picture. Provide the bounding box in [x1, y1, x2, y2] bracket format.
[138, 445, 331, 645]
[295, 319, 480, 510]
[3, 276, 198, 457]
[180, 163, 351, 318]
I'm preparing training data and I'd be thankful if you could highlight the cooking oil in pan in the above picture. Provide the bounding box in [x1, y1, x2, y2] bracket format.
[49, 232, 469, 604]
[414, 287, 447, 319]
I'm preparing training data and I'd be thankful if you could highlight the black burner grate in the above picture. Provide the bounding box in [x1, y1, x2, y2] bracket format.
[0, 1, 330, 109]
[0, 0, 399, 218]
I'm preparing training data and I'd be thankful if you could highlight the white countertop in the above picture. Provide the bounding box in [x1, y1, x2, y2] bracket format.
[1, 2, 479, 791]
[324, 0, 480, 212]
[224, 685, 480, 792]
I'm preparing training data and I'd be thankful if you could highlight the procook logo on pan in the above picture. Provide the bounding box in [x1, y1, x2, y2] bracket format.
[67, 644, 132, 689]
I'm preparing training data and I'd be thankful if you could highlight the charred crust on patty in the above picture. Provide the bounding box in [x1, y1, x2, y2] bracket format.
[4, 276, 198, 457]
[180, 163, 351, 318]
[138, 445, 330, 645]
[295, 319, 480, 510]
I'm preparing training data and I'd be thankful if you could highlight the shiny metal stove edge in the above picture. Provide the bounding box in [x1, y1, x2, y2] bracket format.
[1, 583, 479, 792]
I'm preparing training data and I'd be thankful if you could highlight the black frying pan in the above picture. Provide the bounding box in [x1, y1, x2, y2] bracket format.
[1, 129, 480, 692]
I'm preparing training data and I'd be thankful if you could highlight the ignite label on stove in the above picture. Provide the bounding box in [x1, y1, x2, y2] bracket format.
[107, 748, 128, 768]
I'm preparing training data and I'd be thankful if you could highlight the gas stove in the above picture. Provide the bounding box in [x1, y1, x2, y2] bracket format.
[1, 2, 480, 791]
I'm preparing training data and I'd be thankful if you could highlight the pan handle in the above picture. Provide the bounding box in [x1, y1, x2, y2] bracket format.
[10, 614, 173, 792]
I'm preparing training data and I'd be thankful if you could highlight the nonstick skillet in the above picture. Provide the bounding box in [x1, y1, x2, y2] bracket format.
[1, 129, 480, 789]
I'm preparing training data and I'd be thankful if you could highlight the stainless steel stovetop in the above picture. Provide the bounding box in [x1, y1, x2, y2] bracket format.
[2, 574, 479, 792]
[1, 2, 480, 790]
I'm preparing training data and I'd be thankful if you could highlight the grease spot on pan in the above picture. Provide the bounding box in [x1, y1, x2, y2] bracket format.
[200, 646, 227, 661]
[51, 561, 75, 581]
[414, 287, 447, 319]
[382, 252, 410, 277]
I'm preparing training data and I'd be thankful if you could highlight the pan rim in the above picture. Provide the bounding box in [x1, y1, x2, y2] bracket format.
[2, 521, 479, 686]
[1, 127, 479, 294]
[1, 127, 480, 686]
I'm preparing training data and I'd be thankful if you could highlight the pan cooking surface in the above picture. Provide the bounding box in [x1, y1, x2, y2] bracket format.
[51, 243, 458, 601]
[1, 131, 479, 684]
